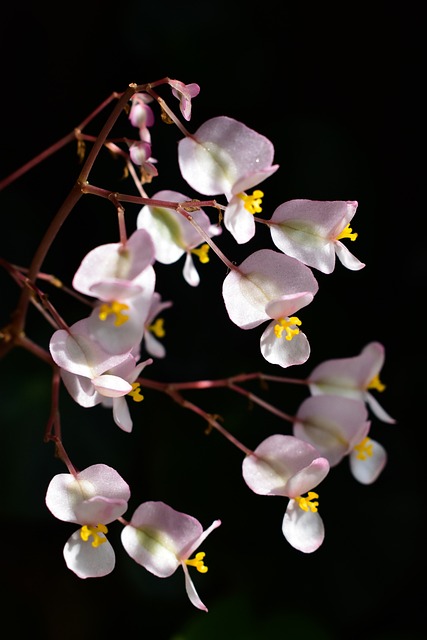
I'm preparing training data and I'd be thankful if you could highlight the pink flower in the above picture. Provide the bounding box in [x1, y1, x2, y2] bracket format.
[222, 249, 318, 367]
[45, 464, 130, 578]
[292, 394, 386, 484]
[121, 501, 221, 611]
[242, 435, 329, 553]
[178, 116, 279, 243]
[268, 199, 365, 273]
[307, 342, 396, 423]
[137, 189, 221, 286]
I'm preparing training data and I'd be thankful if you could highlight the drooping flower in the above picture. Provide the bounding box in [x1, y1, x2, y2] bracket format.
[178, 116, 279, 243]
[222, 249, 318, 367]
[292, 394, 387, 483]
[267, 199, 365, 274]
[49, 317, 152, 431]
[129, 92, 155, 141]
[242, 434, 329, 553]
[121, 501, 221, 611]
[307, 342, 396, 423]
[292, 395, 371, 467]
[45, 464, 130, 578]
[137, 189, 221, 286]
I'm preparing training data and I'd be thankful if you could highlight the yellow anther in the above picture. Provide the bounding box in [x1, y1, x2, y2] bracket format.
[295, 492, 319, 513]
[184, 551, 208, 573]
[336, 224, 358, 242]
[148, 318, 166, 338]
[367, 373, 386, 392]
[274, 316, 302, 340]
[354, 437, 374, 460]
[98, 301, 130, 327]
[238, 190, 264, 214]
[128, 382, 144, 402]
[80, 523, 108, 547]
[191, 243, 210, 264]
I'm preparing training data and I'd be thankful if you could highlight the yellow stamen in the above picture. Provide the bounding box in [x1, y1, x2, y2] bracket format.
[354, 437, 374, 460]
[128, 382, 144, 402]
[336, 224, 358, 241]
[274, 316, 302, 340]
[98, 301, 130, 327]
[295, 492, 319, 513]
[185, 551, 208, 573]
[367, 373, 386, 392]
[80, 523, 108, 547]
[191, 243, 210, 264]
[238, 190, 264, 214]
[148, 318, 166, 338]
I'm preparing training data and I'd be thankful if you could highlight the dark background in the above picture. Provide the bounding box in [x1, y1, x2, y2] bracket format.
[0, 3, 424, 639]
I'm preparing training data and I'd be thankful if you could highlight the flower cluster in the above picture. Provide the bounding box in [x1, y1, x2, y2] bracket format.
[0, 76, 395, 612]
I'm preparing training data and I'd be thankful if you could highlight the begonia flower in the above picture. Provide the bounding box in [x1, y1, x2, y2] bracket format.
[45, 464, 130, 578]
[71, 229, 157, 354]
[49, 318, 152, 431]
[222, 249, 318, 367]
[292, 395, 371, 467]
[137, 189, 221, 286]
[121, 501, 221, 611]
[307, 341, 396, 423]
[168, 79, 200, 121]
[267, 199, 365, 273]
[178, 116, 279, 243]
[242, 434, 329, 552]
[72, 228, 155, 302]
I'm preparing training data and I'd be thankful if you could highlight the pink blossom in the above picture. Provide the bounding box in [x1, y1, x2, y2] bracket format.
[268, 199, 365, 273]
[307, 341, 396, 423]
[178, 116, 279, 243]
[222, 249, 318, 367]
[45, 464, 130, 578]
[137, 189, 221, 286]
[121, 501, 221, 611]
[242, 435, 329, 553]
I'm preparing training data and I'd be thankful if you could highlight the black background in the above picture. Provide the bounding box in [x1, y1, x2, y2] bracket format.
[0, 3, 424, 639]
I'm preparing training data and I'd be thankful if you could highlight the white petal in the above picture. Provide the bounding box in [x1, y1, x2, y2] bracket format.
[282, 500, 325, 553]
[63, 529, 115, 578]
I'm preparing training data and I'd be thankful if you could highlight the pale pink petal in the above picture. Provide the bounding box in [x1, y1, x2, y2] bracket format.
[223, 197, 256, 244]
[260, 323, 311, 368]
[91, 374, 132, 398]
[183, 253, 200, 286]
[242, 434, 329, 497]
[334, 241, 365, 270]
[349, 439, 387, 484]
[282, 500, 325, 553]
[60, 370, 101, 407]
[293, 396, 370, 466]
[181, 562, 208, 611]
[64, 529, 115, 578]
[112, 397, 133, 432]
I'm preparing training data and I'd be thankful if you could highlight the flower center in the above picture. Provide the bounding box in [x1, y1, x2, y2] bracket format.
[98, 301, 130, 326]
[128, 382, 144, 402]
[147, 318, 166, 338]
[295, 492, 319, 512]
[238, 190, 264, 214]
[80, 523, 108, 547]
[274, 316, 302, 340]
[367, 373, 386, 392]
[354, 437, 373, 460]
[185, 551, 208, 573]
[336, 224, 358, 241]
[191, 243, 210, 263]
